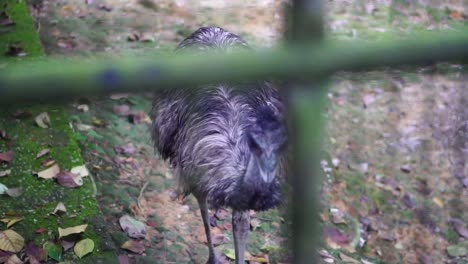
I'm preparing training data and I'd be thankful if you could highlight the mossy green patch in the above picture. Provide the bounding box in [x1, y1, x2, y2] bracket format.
[0, 0, 43, 60]
[0, 1, 115, 262]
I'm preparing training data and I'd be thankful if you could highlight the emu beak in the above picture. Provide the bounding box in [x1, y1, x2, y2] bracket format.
[260, 156, 277, 183]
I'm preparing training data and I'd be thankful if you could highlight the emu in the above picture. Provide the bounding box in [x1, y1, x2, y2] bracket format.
[151, 27, 287, 264]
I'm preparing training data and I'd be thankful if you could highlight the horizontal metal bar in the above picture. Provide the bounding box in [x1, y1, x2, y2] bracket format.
[0, 30, 467, 102]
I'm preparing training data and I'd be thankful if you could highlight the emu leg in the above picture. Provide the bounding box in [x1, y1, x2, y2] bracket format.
[232, 210, 250, 264]
[197, 196, 218, 264]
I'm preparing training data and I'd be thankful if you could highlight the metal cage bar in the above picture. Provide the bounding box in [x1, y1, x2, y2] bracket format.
[287, 1, 326, 263]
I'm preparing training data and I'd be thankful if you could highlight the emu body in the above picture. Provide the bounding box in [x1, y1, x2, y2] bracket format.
[151, 27, 287, 264]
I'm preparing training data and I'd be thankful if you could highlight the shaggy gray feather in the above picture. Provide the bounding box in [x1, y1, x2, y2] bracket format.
[151, 27, 286, 211]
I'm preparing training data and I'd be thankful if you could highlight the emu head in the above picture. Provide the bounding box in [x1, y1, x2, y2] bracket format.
[245, 105, 287, 184]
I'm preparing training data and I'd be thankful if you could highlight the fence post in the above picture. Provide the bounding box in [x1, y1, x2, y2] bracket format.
[287, 1, 326, 263]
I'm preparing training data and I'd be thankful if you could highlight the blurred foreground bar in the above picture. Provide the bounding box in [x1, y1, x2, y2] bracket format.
[287, 0, 325, 263]
[0, 30, 467, 102]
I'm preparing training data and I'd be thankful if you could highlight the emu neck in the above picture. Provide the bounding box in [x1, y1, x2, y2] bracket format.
[243, 153, 259, 184]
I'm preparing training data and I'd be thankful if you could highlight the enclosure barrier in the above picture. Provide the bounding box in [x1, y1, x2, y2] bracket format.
[1, 0, 468, 263]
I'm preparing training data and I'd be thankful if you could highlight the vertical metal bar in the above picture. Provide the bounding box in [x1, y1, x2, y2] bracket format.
[286, 0, 326, 263]
[288, 0, 324, 42]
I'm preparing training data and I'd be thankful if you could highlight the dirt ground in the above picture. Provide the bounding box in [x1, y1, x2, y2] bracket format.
[24, 0, 468, 263]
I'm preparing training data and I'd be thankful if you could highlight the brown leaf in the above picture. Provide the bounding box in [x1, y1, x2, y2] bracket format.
[115, 144, 137, 156]
[0, 216, 23, 228]
[92, 119, 106, 127]
[0, 130, 10, 140]
[36, 149, 50, 159]
[0, 151, 15, 163]
[56, 172, 83, 188]
[324, 227, 350, 247]
[5, 254, 22, 264]
[53, 202, 67, 216]
[35, 228, 46, 234]
[121, 240, 144, 254]
[214, 209, 228, 221]
[37, 164, 60, 179]
[113, 105, 130, 116]
[12, 109, 32, 119]
[41, 158, 56, 167]
[25, 242, 46, 264]
[110, 93, 129, 100]
[0, 251, 13, 263]
[250, 218, 261, 231]
[98, 4, 113, 12]
[0, 12, 15, 26]
[61, 240, 75, 252]
[77, 104, 89, 112]
[6, 188, 23, 198]
[58, 224, 88, 238]
[0, 170, 11, 177]
[339, 252, 359, 263]
[0, 230, 24, 253]
[119, 215, 146, 239]
[146, 220, 157, 228]
[57, 38, 76, 50]
[128, 111, 151, 124]
[34, 112, 51, 128]
[127, 33, 141, 42]
[449, 219, 468, 239]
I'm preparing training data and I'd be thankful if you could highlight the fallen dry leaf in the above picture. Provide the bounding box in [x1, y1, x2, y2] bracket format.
[53, 202, 67, 216]
[35, 228, 46, 234]
[0, 12, 15, 26]
[0, 169, 11, 177]
[0, 130, 10, 140]
[61, 240, 75, 252]
[34, 112, 51, 128]
[110, 93, 129, 100]
[113, 104, 131, 116]
[250, 218, 261, 231]
[0, 151, 15, 163]
[115, 144, 137, 156]
[0, 230, 24, 253]
[37, 164, 60, 179]
[121, 240, 144, 254]
[4, 254, 22, 264]
[119, 215, 146, 239]
[6, 188, 23, 198]
[70, 165, 89, 177]
[58, 224, 88, 238]
[0, 216, 23, 229]
[324, 227, 351, 248]
[36, 149, 50, 159]
[56, 172, 83, 188]
[74, 238, 94, 259]
[11, 109, 32, 119]
[77, 104, 89, 112]
[339, 252, 359, 263]
[41, 158, 56, 167]
[129, 111, 151, 124]
[25, 242, 46, 264]
[432, 197, 444, 208]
